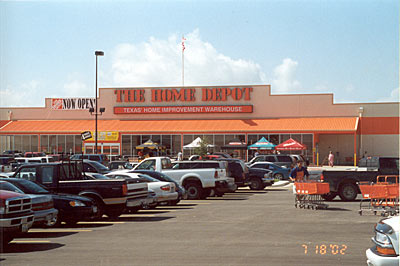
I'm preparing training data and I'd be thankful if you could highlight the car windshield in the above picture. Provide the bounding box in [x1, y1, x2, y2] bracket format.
[0, 181, 24, 194]
[90, 161, 110, 170]
[8, 179, 49, 194]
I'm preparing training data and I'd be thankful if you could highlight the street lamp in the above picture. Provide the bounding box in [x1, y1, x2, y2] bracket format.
[92, 51, 105, 154]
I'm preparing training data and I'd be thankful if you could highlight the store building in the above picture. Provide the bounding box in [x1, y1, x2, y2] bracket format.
[0, 85, 398, 165]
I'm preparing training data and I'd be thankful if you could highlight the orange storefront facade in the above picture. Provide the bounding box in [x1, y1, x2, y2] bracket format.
[0, 85, 398, 165]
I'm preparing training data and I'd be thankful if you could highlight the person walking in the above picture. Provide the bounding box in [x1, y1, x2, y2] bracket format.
[328, 151, 334, 167]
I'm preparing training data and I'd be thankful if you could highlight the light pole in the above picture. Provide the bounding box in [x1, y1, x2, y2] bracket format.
[94, 51, 104, 153]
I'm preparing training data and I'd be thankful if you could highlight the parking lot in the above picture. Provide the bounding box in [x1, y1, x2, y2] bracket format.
[1, 184, 381, 266]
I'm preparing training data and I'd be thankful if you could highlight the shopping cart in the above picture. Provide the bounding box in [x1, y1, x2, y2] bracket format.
[294, 181, 330, 210]
[358, 175, 399, 216]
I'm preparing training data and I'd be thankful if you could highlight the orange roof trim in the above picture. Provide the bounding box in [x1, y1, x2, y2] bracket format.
[0, 117, 358, 134]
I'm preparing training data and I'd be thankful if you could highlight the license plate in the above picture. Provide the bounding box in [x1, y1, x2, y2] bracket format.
[21, 223, 29, 232]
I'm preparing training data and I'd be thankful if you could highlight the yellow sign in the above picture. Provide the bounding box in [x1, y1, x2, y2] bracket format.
[86, 131, 119, 141]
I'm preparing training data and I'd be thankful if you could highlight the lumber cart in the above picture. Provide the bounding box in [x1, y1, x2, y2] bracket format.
[358, 175, 399, 217]
[294, 181, 330, 210]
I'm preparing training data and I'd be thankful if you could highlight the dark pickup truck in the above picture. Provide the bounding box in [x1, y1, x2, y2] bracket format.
[11, 161, 149, 218]
[321, 157, 399, 201]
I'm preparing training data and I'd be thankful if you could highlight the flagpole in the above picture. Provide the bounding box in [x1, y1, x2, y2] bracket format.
[182, 44, 184, 87]
[182, 35, 185, 87]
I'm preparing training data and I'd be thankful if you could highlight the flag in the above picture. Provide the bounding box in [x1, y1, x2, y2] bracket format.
[182, 36, 186, 51]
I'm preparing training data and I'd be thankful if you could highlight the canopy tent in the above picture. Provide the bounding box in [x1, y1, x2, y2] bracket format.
[275, 138, 306, 150]
[136, 139, 164, 150]
[183, 137, 215, 149]
[248, 137, 276, 150]
[221, 139, 247, 149]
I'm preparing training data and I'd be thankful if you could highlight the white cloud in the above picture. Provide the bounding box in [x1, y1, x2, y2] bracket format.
[379, 87, 399, 102]
[63, 80, 91, 97]
[271, 58, 301, 93]
[0, 80, 43, 107]
[110, 29, 264, 87]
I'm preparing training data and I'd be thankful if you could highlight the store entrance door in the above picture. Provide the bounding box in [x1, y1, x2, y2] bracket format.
[84, 143, 120, 155]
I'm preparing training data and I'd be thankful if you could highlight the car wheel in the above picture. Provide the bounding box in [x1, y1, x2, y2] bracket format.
[249, 178, 264, 190]
[44, 214, 61, 228]
[338, 183, 358, 201]
[321, 192, 338, 201]
[89, 197, 104, 219]
[274, 173, 284, 180]
[184, 181, 203, 200]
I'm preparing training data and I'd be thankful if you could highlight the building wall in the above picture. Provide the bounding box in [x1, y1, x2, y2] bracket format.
[318, 134, 358, 165]
[1, 85, 398, 121]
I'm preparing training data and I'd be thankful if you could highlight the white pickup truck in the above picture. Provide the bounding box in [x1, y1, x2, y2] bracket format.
[133, 157, 236, 199]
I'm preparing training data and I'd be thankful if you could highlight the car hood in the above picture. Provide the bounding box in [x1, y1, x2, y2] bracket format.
[52, 193, 93, 203]
[27, 194, 53, 204]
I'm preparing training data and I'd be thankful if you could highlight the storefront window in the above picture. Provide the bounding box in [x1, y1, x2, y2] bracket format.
[58, 135, 65, 153]
[49, 135, 57, 154]
[14, 135, 22, 152]
[269, 135, 279, 145]
[40, 135, 49, 153]
[247, 134, 258, 145]
[152, 135, 161, 144]
[141, 135, 151, 144]
[74, 135, 82, 154]
[224, 135, 235, 145]
[122, 135, 131, 157]
[280, 134, 290, 143]
[183, 135, 193, 146]
[31, 135, 38, 152]
[161, 135, 171, 152]
[66, 135, 74, 154]
[171, 135, 181, 156]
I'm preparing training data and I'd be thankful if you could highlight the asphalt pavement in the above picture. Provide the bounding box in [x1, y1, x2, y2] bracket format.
[1, 185, 385, 266]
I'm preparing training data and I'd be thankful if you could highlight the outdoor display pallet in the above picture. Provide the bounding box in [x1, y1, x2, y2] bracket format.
[294, 181, 330, 210]
[358, 175, 399, 217]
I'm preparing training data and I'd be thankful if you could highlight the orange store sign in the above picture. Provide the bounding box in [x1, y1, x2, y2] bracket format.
[114, 105, 253, 114]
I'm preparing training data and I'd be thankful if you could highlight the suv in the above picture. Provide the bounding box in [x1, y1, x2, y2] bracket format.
[247, 155, 293, 169]
[70, 154, 109, 167]
[215, 158, 249, 187]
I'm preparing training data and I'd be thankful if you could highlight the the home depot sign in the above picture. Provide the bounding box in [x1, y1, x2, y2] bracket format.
[114, 87, 253, 102]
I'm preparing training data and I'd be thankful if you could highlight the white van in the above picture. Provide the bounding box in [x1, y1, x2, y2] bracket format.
[15, 156, 55, 164]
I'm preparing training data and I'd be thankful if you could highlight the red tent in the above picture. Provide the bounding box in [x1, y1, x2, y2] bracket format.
[275, 138, 306, 150]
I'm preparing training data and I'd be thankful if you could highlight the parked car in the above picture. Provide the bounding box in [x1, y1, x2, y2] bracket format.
[366, 216, 399, 266]
[2, 150, 22, 157]
[70, 154, 109, 166]
[0, 189, 34, 246]
[15, 156, 56, 164]
[289, 154, 308, 165]
[248, 162, 290, 180]
[1, 178, 98, 226]
[24, 152, 46, 157]
[0, 180, 58, 227]
[246, 154, 294, 169]
[105, 171, 179, 207]
[213, 158, 249, 188]
[109, 161, 134, 171]
[131, 169, 187, 204]
[247, 167, 274, 190]
[0, 157, 15, 172]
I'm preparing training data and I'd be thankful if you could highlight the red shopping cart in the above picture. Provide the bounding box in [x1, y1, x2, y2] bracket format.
[358, 175, 399, 216]
[294, 181, 330, 210]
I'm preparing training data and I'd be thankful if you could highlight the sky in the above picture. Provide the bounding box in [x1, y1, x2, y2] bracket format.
[0, 0, 398, 107]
